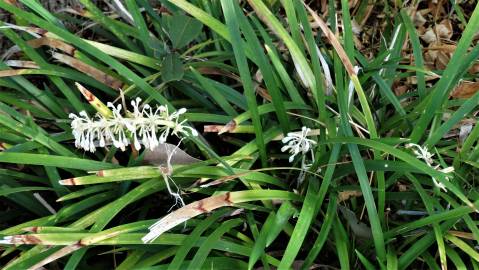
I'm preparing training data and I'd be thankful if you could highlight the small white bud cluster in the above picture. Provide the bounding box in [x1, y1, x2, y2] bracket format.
[406, 143, 453, 192]
[69, 98, 198, 152]
[281, 126, 317, 163]
[281, 126, 317, 185]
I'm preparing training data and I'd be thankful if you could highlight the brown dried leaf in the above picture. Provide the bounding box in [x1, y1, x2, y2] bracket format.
[395, 85, 408, 96]
[421, 28, 437, 44]
[424, 42, 455, 70]
[27, 37, 76, 55]
[435, 50, 450, 70]
[435, 19, 453, 40]
[219, 120, 237, 135]
[428, 44, 457, 53]
[413, 10, 427, 27]
[52, 53, 123, 89]
[338, 190, 362, 202]
[451, 81, 479, 99]
[468, 63, 479, 74]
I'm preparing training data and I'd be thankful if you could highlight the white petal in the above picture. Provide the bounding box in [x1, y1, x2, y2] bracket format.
[99, 136, 105, 147]
[282, 136, 294, 143]
[134, 136, 141, 151]
[178, 108, 187, 114]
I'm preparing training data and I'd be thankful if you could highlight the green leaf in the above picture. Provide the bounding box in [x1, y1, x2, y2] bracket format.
[0, 152, 118, 171]
[161, 53, 185, 82]
[186, 219, 243, 268]
[165, 13, 203, 49]
[221, 0, 267, 166]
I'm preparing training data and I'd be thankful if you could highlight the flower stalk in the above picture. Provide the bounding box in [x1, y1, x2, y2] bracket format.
[69, 97, 197, 152]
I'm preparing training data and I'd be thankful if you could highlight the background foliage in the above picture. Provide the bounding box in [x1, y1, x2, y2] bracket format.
[1, 0, 479, 269]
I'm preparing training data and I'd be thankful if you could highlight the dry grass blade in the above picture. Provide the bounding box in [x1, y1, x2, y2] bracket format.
[52, 53, 123, 89]
[27, 37, 76, 55]
[218, 120, 237, 134]
[142, 192, 233, 242]
[143, 190, 299, 242]
[4, 60, 39, 68]
[28, 244, 82, 270]
[303, 2, 356, 77]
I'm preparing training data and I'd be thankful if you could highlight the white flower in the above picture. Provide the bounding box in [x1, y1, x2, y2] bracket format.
[406, 143, 434, 166]
[69, 98, 198, 152]
[281, 126, 317, 163]
[406, 143, 452, 192]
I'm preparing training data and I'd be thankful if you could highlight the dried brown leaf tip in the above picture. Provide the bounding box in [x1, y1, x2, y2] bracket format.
[4, 60, 39, 69]
[448, 230, 475, 240]
[0, 235, 43, 245]
[27, 37, 76, 55]
[59, 178, 77, 186]
[451, 81, 479, 99]
[219, 120, 237, 135]
[304, 3, 356, 78]
[204, 121, 238, 134]
[74, 83, 113, 118]
[23, 226, 39, 233]
[142, 192, 233, 243]
[76, 83, 96, 103]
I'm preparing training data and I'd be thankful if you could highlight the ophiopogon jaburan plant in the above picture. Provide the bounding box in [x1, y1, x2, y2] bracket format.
[0, 0, 479, 269]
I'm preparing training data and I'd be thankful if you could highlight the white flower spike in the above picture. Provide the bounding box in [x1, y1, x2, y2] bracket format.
[69, 98, 197, 152]
[281, 126, 317, 163]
